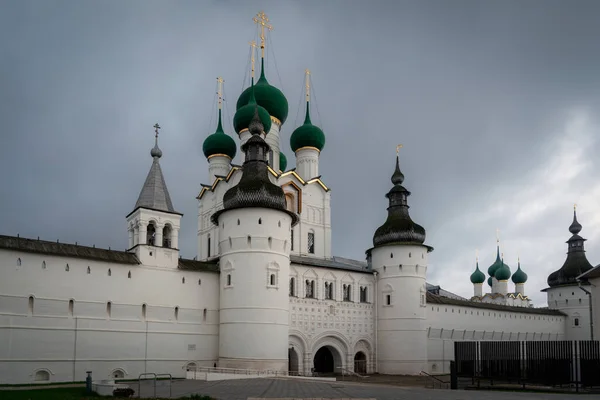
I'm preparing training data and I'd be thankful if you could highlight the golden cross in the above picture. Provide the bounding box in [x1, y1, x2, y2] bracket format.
[574, 203, 577, 211]
[153, 123, 161, 139]
[396, 144, 403, 156]
[476, 249, 479, 262]
[253, 11, 273, 58]
[216, 77, 224, 110]
[249, 41, 257, 78]
[496, 228, 500, 243]
[305, 69, 311, 102]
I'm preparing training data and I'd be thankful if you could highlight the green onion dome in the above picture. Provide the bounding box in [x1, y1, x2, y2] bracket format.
[487, 246, 503, 276]
[202, 110, 237, 159]
[512, 261, 528, 284]
[470, 262, 486, 284]
[494, 258, 511, 281]
[236, 59, 288, 125]
[233, 81, 272, 135]
[487, 276, 493, 287]
[279, 152, 287, 172]
[290, 102, 325, 152]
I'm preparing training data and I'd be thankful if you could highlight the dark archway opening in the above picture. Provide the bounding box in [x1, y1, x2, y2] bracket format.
[354, 351, 367, 374]
[314, 347, 335, 374]
[288, 348, 299, 374]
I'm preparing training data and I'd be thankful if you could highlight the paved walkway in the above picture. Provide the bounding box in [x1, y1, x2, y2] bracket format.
[134, 378, 591, 400]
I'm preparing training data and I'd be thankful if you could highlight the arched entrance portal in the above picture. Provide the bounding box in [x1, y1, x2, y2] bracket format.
[314, 347, 334, 374]
[354, 351, 367, 374]
[288, 348, 299, 374]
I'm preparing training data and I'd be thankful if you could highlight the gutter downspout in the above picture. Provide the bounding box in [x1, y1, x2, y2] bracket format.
[578, 284, 594, 341]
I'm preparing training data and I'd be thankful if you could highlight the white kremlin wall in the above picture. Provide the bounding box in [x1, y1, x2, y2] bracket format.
[0, 250, 219, 384]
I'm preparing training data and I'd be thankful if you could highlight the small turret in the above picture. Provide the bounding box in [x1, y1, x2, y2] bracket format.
[512, 257, 527, 296]
[470, 255, 485, 297]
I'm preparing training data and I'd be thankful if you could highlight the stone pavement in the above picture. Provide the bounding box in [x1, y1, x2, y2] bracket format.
[134, 378, 590, 400]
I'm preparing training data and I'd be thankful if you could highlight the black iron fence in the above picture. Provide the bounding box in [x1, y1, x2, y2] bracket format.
[454, 340, 600, 390]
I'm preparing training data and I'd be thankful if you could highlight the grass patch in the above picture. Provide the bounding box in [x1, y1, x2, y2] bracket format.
[0, 387, 215, 400]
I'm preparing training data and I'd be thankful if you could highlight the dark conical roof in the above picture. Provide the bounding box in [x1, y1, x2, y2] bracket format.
[547, 208, 593, 287]
[133, 132, 177, 215]
[372, 155, 431, 250]
[211, 106, 298, 226]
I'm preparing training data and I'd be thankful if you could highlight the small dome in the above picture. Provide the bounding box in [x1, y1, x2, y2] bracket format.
[290, 102, 325, 152]
[487, 276, 493, 287]
[233, 84, 272, 135]
[236, 59, 288, 125]
[512, 262, 528, 284]
[470, 262, 486, 284]
[494, 261, 511, 281]
[203, 110, 237, 159]
[279, 152, 287, 172]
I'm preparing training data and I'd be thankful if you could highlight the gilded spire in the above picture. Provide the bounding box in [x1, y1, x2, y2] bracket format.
[217, 76, 224, 110]
[305, 69, 311, 102]
[253, 11, 273, 59]
[249, 41, 257, 80]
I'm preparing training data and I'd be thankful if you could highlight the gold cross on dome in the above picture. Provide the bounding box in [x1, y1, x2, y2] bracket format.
[253, 11, 273, 57]
[216, 77, 224, 109]
[305, 69, 311, 101]
[396, 144, 403, 156]
[249, 40, 257, 78]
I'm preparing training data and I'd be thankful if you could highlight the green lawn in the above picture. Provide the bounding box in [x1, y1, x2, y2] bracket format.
[0, 387, 214, 400]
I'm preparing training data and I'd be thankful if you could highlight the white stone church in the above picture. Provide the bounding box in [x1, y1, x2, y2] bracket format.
[0, 12, 596, 385]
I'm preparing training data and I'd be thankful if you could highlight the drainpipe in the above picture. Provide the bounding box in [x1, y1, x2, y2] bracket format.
[373, 270, 378, 374]
[578, 283, 594, 341]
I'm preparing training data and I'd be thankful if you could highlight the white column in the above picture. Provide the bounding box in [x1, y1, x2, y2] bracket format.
[155, 224, 163, 248]
[138, 223, 147, 245]
[474, 283, 483, 297]
[128, 228, 134, 249]
[172, 229, 179, 249]
[208, 155, 232, 181]
[515, 283, 525, 296]
[497, 280, 508, 296]
[295, 147, 319, 181]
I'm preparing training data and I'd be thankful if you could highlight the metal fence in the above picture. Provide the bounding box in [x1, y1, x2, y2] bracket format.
[454, 340, 600, 390]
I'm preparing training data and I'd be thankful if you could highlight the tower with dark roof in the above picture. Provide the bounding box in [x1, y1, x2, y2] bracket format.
[126, 124, 182, 268]
[543, 206, 594, 340]
[366, 149, 433, 375]
[211, 107, 298, 371]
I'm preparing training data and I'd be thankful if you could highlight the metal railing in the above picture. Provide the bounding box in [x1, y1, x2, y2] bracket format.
[420, 370, 450, 389]
[337, 367, 368, 381]
[184, 365, 290, 380]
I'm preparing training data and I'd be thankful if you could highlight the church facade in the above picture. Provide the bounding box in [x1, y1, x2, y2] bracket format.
[0, 12, 595, 385]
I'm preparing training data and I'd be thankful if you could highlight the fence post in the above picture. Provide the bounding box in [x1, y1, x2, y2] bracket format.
[450, 360, 457, 390]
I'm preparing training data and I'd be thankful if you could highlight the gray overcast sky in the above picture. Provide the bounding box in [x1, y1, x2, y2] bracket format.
[1, 0, 599, 306]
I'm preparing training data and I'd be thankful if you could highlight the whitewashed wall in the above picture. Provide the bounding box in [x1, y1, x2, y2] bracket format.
[288, 263, 374, 375]
[425, 303, 566, 374]
[546, 285, 591, 340]
[0, 250, 219, 384]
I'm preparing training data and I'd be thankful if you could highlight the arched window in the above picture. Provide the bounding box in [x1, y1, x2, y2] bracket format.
[207, 234, 211, 258]
[574, 318, 580, 327]
[305, 279, 315, 298]
[343, 284, 352, 302]
[258, 218, 262, 225]
[65, 264, 69, 271]
[174, 306, 179, 321]
[182, 277, 185, 284]
[226, 274, 231, 286]
[87, 266, 91, 274]
[28, 296, 34, 315]
[386, 294, 391, 305]
[360, 286, 368, 303]
[307, 231, 315, 254]
[147, 222, 156, 245]
[108, 269, 111, 276]
[163, 224, 172, 248]
[285, 193, 295, 212]
[142, 304, 147, 320]
[203, 308, 207, 321]
[106, 302, 112, 318]
[128, 271, 131, 279]
[68, 300, 74, 317]
[290, 228, 295, 251]
[198, 279, 202, 286]
[325, 282, 334, 300]
[289, 277, 296, 296]
[270, 274, 276, 286]
[34, 370, 50, 382]
[42, 261, 46, 269]
[17, 258, 21, 266]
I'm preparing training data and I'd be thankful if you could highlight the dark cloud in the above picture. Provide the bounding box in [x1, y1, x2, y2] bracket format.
[1, 0, 599, 306]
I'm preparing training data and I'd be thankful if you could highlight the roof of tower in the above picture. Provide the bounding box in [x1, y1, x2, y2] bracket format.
[371, 154, 432, 250]
[236, 59, 288, 125]
[203, 109, 237, 159]
[547, 208, 593, 287]
[470, 261, 486, 284]
[211, 106, 298, 226]
[132, 127, 178, 216]
[290, 101, 326, 152]
[233, 80, 272, 135]
[512, 260, 528, 284]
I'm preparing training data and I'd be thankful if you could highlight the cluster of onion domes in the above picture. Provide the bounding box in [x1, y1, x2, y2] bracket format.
[470, 244, 529, 288]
